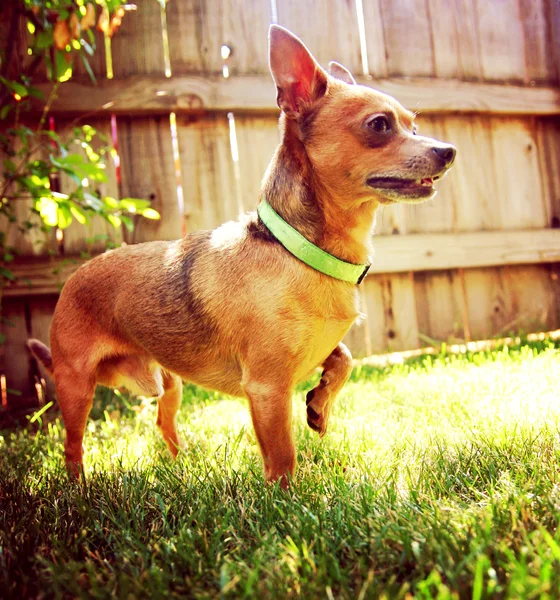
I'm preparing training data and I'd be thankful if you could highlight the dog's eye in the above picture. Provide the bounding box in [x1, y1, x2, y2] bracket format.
[367, 115, 391, 134]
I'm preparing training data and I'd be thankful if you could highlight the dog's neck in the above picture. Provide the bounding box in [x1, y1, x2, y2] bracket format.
[260, 120, 377, 266]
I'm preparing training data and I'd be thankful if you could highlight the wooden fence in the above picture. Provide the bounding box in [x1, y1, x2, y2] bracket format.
[2, 0, 560, 406]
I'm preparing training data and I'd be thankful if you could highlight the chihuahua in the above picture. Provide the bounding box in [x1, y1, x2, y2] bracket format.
[28, 25, 456, 486]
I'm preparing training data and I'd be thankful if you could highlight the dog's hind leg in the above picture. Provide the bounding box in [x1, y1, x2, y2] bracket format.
[156, 372, 183, 457]
[306, 343, 353, 437]
[55, 365, 96, 477]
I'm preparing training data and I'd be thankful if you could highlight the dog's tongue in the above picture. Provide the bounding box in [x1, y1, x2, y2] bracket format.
[421, 178, 433, 186]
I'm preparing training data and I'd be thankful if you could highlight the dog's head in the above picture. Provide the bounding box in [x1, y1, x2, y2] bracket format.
[269, 25, 456, 205]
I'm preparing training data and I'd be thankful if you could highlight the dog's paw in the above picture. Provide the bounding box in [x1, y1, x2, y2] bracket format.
[306, 388, 327, 436]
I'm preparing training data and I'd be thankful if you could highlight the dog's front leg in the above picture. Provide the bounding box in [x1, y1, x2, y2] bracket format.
[243, 378, 295, 488]
[306, 342, 353, 436]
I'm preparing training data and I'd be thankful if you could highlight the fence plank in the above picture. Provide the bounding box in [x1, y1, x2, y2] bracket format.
[167, 0, 271, 75]
[110, 0, 166, 77]
[438, 116, 498, 232]
[7, 229, 560, 297]
[451, 0, 483, 80]
[548, 0, 560, 84]
[118, 116, 182, 242]
[233, 115, 281, 207]
[360, 277, 385, 354]
[1, 299, 33, 405]
[476, 0, 526, 82]
[414, 270, 466, 344]
[166, 0, 205, 73]
[502, 265, 559, 332]
[536, 117, 560, 229]
[490, 117, 546, 229]
[463, 265, 557, 339]
[362, 0, 388, 77]
[371, 229, 560, 274]
[363, 273, 419, 353]
[277, 0, 362, 73]
[519, 0, 557, 83]
[380, 0, 434, 77]
[34, 76, 560, 117]
[177, 114, 237, 233]
[426, 0, 461, 79]
[27, 296, 58, 400]
[6, 258, 85, 297]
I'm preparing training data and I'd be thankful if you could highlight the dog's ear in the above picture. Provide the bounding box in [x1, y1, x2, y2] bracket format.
[328, 61, 356, 85]
[269, 25, 328, 119]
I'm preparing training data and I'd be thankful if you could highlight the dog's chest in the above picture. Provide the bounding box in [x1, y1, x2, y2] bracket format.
[298, 287, 359, 372]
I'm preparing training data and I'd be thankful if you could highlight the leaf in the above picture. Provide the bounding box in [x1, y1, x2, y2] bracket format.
[97, 6, 110, 34]
[81, 4, 96, 31]
[0, 267, 15, 281]
[107, 214, 121, 228]
[27, 86, 45, 100]
[120, 198, 151, 212]
[109, 7, 126, 37]
[36, 197, 58, 227]
[53, 20, 71, 51]
[103, 196, 119, 208]
[81, 125, 97, 138]
[76, 161, 108, 182]
[70, 205, 88, 224]
[0, 76, 29, 98]
[120, 214, 134, 232]
[60, 153, 86, 165]
[0, 79, 26, 101]
[83, 192, 104, 211]
[0, 105, 10, 120]
[69, 13, 80, 40]
[141, 208, 161, 220]
[57, 204, 73, 229]
[82, 143, 100, 163]
[55, 50, 73, 83]
[36, 30, 53, 50]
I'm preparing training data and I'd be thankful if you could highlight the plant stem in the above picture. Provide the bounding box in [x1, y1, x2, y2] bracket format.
[37, 81, 61, 133]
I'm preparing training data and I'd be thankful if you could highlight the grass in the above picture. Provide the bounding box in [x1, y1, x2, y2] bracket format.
[1, 340, 560, 599]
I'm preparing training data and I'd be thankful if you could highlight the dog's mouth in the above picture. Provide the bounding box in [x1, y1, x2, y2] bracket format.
[367, 175, 440, 191]
[366, 175, 443, 202]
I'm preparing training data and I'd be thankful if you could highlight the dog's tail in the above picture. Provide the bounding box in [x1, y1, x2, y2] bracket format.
[27, 339, 54, 376]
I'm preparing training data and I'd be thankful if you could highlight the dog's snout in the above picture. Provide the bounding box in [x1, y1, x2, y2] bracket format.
[432, 145, 457, 168]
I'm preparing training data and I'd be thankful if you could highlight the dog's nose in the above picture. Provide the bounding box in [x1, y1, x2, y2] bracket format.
[433, 145, 457, 168]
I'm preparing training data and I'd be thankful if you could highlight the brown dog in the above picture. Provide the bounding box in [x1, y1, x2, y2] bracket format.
[28, 26, 456, 486]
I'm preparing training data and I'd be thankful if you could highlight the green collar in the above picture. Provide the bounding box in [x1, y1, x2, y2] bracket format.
[257, 201, 370, 285]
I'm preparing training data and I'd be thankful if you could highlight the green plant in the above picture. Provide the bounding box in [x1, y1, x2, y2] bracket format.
[0, 0, 159, 290]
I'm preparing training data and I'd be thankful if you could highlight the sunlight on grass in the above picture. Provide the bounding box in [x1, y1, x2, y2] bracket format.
[2, 341, 560, 598]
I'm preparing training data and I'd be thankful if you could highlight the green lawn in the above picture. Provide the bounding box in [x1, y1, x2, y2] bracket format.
[2, 340, 560, 599]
